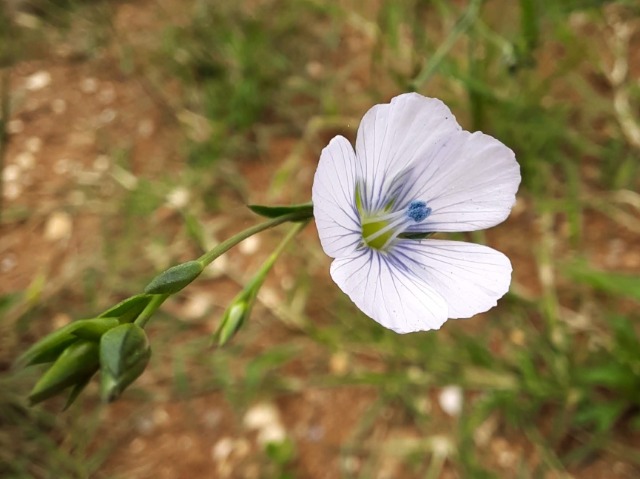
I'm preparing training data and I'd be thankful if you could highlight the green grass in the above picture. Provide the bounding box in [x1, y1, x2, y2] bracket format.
[1, 0, 639, 477]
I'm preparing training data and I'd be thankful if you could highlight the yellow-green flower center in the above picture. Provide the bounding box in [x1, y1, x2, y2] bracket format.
[356, 182, 432, 252]
[362, 219, 395, 250]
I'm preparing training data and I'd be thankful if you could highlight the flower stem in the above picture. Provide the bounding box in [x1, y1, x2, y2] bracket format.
[196, 210, 313, 268]
[135, 209, 313, 329]
[251, 219, 310, 285]
[134, 294, 168, 328]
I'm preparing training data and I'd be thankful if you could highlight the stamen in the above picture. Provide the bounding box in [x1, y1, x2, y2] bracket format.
[407, 200, 431, 222]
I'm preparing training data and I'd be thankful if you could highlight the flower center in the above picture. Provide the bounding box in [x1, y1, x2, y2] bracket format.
[360, 199, 432, 251]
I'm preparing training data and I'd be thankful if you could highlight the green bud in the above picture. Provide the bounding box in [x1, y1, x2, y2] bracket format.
[144, 261, 204, 295]
[28, 340, 100, 405]
[17, 317, 118, 367]
[214, 298, 251, 346]
[98, 293, 153, 323]
[99, 324, 151, 402]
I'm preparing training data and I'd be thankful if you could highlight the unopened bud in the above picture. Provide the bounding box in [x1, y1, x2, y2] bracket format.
[144, 261, 203, 295]
[214, 299, 251, 346]
[18, 317, 119, 367]
[28, 340, 100, 405]
[99, 324, 151, 402]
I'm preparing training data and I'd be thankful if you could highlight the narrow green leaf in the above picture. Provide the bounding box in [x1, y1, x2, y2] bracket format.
[144, 260, 203, 295]
[247, 202, 313, 222]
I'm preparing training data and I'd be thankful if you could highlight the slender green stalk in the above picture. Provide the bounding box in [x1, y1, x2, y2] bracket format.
[197, 210, 312, 267]
[136, 210, 313, 329]
[252, 219, 310, 284]
[134, 294, 168, 328]
[213, 219, 310, 345]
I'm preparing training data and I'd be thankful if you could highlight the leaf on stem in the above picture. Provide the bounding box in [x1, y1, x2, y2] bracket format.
[248, 202, 313, 222]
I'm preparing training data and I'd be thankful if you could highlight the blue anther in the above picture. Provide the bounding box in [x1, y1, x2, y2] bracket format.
[406, 200, 431, 222]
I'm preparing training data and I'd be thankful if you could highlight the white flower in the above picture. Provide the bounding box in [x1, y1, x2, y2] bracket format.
[312, 93, 521, 334]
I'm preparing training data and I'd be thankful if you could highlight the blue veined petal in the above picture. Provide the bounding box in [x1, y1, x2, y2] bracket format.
[394, 239, 512, 318]
[330, 248, 449, 333]
[355, 93, 461, 213]
[401, 130, 521, 233]
[312, 136, 362, 258]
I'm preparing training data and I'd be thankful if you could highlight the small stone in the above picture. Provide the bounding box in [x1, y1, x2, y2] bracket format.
[2, 164, 20, 182]
[44, 211, 73, 241]
[212, 437, 234, 461]
[257, 423, 287, 445]
[244, 402, 281, 431]
[25, 71, 52, 91]
[329, 351, 349, 376]
[239, 236, 260, 255]
[438, 385, 463, 417]
[166, 187, 190, 209]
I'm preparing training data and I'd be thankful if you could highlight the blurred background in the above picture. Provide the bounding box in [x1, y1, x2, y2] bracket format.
[1, 0, 639, 477]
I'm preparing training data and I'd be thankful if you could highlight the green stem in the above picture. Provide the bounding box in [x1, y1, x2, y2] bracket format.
[251, 219, 310, 285]
[134, 294, 168, 328]
[136, 210, 313, 329]
[196, 210, 312, 268]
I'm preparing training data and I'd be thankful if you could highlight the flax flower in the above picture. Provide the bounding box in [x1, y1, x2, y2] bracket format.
[312, 93, 520, 333]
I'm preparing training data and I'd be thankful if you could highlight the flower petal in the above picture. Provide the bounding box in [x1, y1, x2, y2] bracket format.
[403, 130, 521, 233]
[330, 249, 449, 333]
[355, 93, 461, 212]
[394, 239, 512, 319]
[312, 135, 362, 258]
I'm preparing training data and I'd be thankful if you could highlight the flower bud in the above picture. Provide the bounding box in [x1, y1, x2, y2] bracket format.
[214, 296, 253, 347]
[144, 260, 204, 295]
[17, 317, 119, 367]
[99, 324, 151, 402]
[28, 340, 100, 405]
